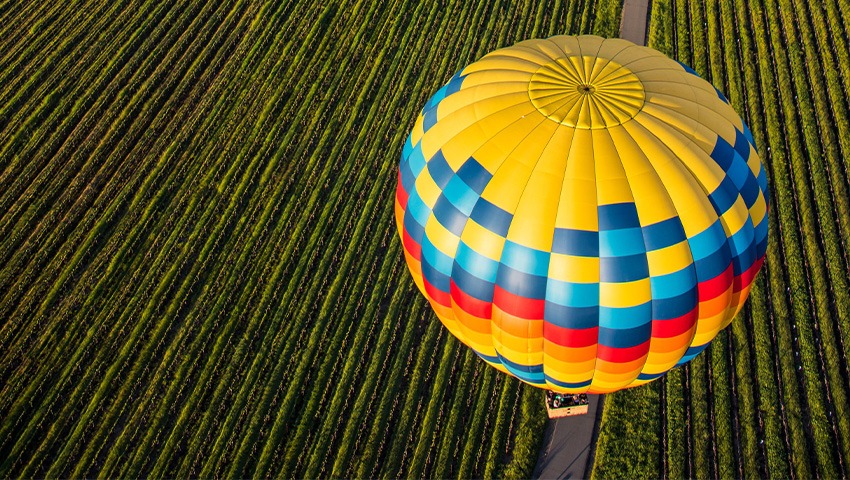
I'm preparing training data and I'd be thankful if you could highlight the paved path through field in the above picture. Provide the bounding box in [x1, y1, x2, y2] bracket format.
[532, 395, 605, 479]
[620, 0, 650, 45]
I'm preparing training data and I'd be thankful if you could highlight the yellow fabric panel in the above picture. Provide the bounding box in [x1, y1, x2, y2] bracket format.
[505, 40, 567, 63]
[590, 365, 642, 390]
[543, 353, 597, 381]
[459, 219, 506, 261]
[634, 112, 726, 194]
[574, 33, 606, 52]
[543, 341, 599, 363]
[460, 69, 533, 89]
[480, 116, 558, 212]
[546, 35, 583, 57]
[424, 96, 538, 165]
[644, 82, 699, 108]
[636, 69, 697, 86]
[596, 356, 648, 375]
[549, 253, 600, 283]
[530, 39, 578, 64]
[639, 92, 735, 160]
[642, 92, 739, 148]
[642, 330, 695, 374]
[750, 194, 767, 226]
[639, 99, 700, 143]
[424, 215, 461, 258]
[434, 85, 531, 125]
[616, 54, 678, 79]
[719, 196, 750, 236]
[609, 126, 681, 226]
[599, 278, 652, 307]
[682, 72, 745, 131]
[463, 53, 542, 75]
[594, 128, 637, 205]
[623, 117, 719, 236]
[691, 305, 730, 347]
[591, 38, 642, 67]
[645, 241, 694, 276]
[555, 129, 599, 231]
[452, 310, 496, 357]
[492, 331, 544, 368]
[492, 306, 544, 367]
[506, 123, 571, 250]
[413, 168, 442, 209]
[747, 145, 762, 174]
[410, 114, 425, 146]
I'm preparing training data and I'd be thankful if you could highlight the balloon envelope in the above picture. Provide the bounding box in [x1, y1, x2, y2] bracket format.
[395, 35, 769, 394]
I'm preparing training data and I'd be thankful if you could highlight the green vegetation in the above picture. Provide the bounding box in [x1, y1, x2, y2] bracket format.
[0, 0, 620, 478]
[593, 0, 850, 477]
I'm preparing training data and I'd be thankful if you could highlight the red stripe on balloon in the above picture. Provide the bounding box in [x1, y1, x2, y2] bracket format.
[651, 307, 697, 338]
[596, 340, 650, 363]
[544, 322, 599, 348]
[423, 275, 452, 307]
[697, 263, 733, 302]
[493, 284, 545, 319]
[395, 170, 409, 206]
[402, 228, 421, 261]
[735, 255, 764, 292]
[450, 280, 492, 318]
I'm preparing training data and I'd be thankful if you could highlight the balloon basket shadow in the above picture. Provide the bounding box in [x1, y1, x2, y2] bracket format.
[545, 391, 590, 419]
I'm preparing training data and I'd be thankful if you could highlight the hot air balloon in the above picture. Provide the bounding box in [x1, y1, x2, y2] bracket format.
[394, 35, 769, 394]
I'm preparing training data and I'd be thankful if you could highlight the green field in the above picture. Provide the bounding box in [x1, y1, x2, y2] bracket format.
[0, 0, 618, 478]
[2, 0, 848, 478]
[593, 0, 850, 478]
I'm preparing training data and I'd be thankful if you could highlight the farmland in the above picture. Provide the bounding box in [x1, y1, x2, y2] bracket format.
[592, 0, 850, 478]
[0, 0, 622, 478]
[2, 0, 849, 478]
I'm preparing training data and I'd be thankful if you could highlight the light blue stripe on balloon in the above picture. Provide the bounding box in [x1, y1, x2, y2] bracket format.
[545, 279, 599, 308]
[401, 135, 414, 163]
[599, 228, 646, 257]
[598, 303, 652, 330]
[406, 190, 430, 227]
[757, 166, 768, 193]
[688, 221, 725, 260]
[497, 352, 545, 384]
[500, 240, 550, 277]
[407, 144, 426, 176]
[545, 375, 592, 389]
[728, 221, 755, 257]
[726, 153, 752, 190]
[650, 266, 696, 298]
[420, 235, 454, 278]
[425, 85, 448, 110]
[442, 176, 479, 216]
[454, 241, 499, 284]
[753, 215, 768, 244]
